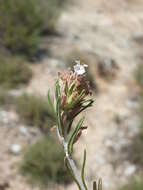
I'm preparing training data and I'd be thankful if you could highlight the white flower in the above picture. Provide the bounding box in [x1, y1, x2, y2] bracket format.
[73, 60, 88, 75]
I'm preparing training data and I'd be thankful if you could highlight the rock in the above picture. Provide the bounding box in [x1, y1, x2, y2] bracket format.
[8, 89, 23, 97]
[124, 164, 136, 176]
[95, 154, 105, 165]
[97, 58, 119, 79]
[126, 100, 138, 109]
[19, 126, 28, 136]
[104, 139, 114, 148]
[0, 182, 9, 190]
[0, 111, 9, 125]
[10, 144, 21, 155]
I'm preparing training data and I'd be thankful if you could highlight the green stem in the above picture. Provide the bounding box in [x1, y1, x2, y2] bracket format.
[63, 141, 87, 190]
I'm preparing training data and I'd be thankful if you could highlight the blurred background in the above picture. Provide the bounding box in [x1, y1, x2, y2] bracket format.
[0, 0, 143, 190]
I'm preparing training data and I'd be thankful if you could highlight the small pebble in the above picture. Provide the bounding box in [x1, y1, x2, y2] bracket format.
[19, 126, 28, 136]
[10, 144, 21, 155]
[124, 165, 136, 176]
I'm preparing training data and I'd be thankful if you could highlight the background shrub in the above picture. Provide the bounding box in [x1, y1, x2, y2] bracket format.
[119, 178, 143, 190]
[0, 0, 64, 57]
[131, 63, 143, 166]
[0, 88, 15, 107]
[135, 63, 143, 89]
[127, 63, 143, 168]
[0, 56, 32, 89]
[128, 133, 143, 166]
[15, 94, 55, 131]
[21, 136, 72, 187]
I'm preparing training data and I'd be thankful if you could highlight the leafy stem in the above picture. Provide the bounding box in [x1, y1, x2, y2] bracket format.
[50, 64, 102, 190]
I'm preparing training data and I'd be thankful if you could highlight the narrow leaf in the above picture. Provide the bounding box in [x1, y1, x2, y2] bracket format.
[68, 118, 84, 155]
[56, 97, 63, 136]
[54, 80, 59, 101]
[98, 178, 102, 190]
[71, 90, 85, 108]
[72, 99, 94, 118]
[67, 99, 94, 133]
[64, 81, 68, 95]
[68, 82, 75, 96]
[47, 90, 56, 117]
[81, 150, 88, 190]
[67, 118, 74, 134]
[54, 80, 63, 136]
[65, 157, 82, 190]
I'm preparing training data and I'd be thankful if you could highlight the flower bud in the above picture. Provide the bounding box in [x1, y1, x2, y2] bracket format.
[58, 64, 91, 112]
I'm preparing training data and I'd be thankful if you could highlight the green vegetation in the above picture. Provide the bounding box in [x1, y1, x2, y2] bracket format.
[15, 94, 55, 131]
[0, 0, 65, 57]
[135, 63, 143, 89]
[130, 63, 143, 166]
[0, 89, 13, 107]
[0, 56, 32, 89]
[119, 178, 143, 190]
[21, 136, 72, 187]
[128, 133, 143, 166]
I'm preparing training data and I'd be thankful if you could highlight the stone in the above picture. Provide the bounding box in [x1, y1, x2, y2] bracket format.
[10, 144, 21, 155]
[104, 139, 114, 148]
[8, 90, 23, 97]
[124, 164, 136, 176]
[0, 110, 9, 125]
[97, 57, 119, 79]
[19, 126, 28, 136]
[95, 154, 105, 165]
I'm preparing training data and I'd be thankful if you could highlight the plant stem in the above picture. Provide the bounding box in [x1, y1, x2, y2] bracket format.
[57, 127, 87, 190]
[64, 141, 87, 190]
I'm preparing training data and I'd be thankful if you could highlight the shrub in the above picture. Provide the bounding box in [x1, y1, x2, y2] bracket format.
[20, 136, 72, 187]
[40, 0, 65, 34]
[135, 63, 143, 88]
[130, 63, 143, 166]
[15, 94, 55, 131]
[0, 56, 32, 89]
[0, 0, 64, 57]
[119, 178, 143, 190]
[0, 88, 14, 107]
[128, 133, 143, 166]
[128, 93, 143, 166]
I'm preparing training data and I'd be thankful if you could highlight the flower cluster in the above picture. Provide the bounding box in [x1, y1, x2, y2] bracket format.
[58, 68, 91, 111]
[57, 62, 93, 136]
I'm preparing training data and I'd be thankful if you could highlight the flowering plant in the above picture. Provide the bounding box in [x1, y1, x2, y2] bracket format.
[48, 61, 102, 190]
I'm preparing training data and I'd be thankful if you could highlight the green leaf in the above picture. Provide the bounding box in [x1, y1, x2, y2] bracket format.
[67, 118, 74, 134]
[98, 178, 102, 190]
[71, 90, 85, 108]
[65, 157, 82, 190]
[54, 80, 63, 136]
[47, 90, 56, 117]
[54, 79, 59, 101]
[64, 81, 68, 95]
[68, 118, 84, 155]
[73, 99, 94, 118]
[81, 150, 88, 190]
[68, 82, 75, 97]
[56, 97, 63, 136]
[67, 99, 94, 133]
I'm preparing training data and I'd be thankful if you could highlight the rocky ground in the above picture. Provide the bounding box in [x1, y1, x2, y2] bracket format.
[0, 0, 143, 190]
